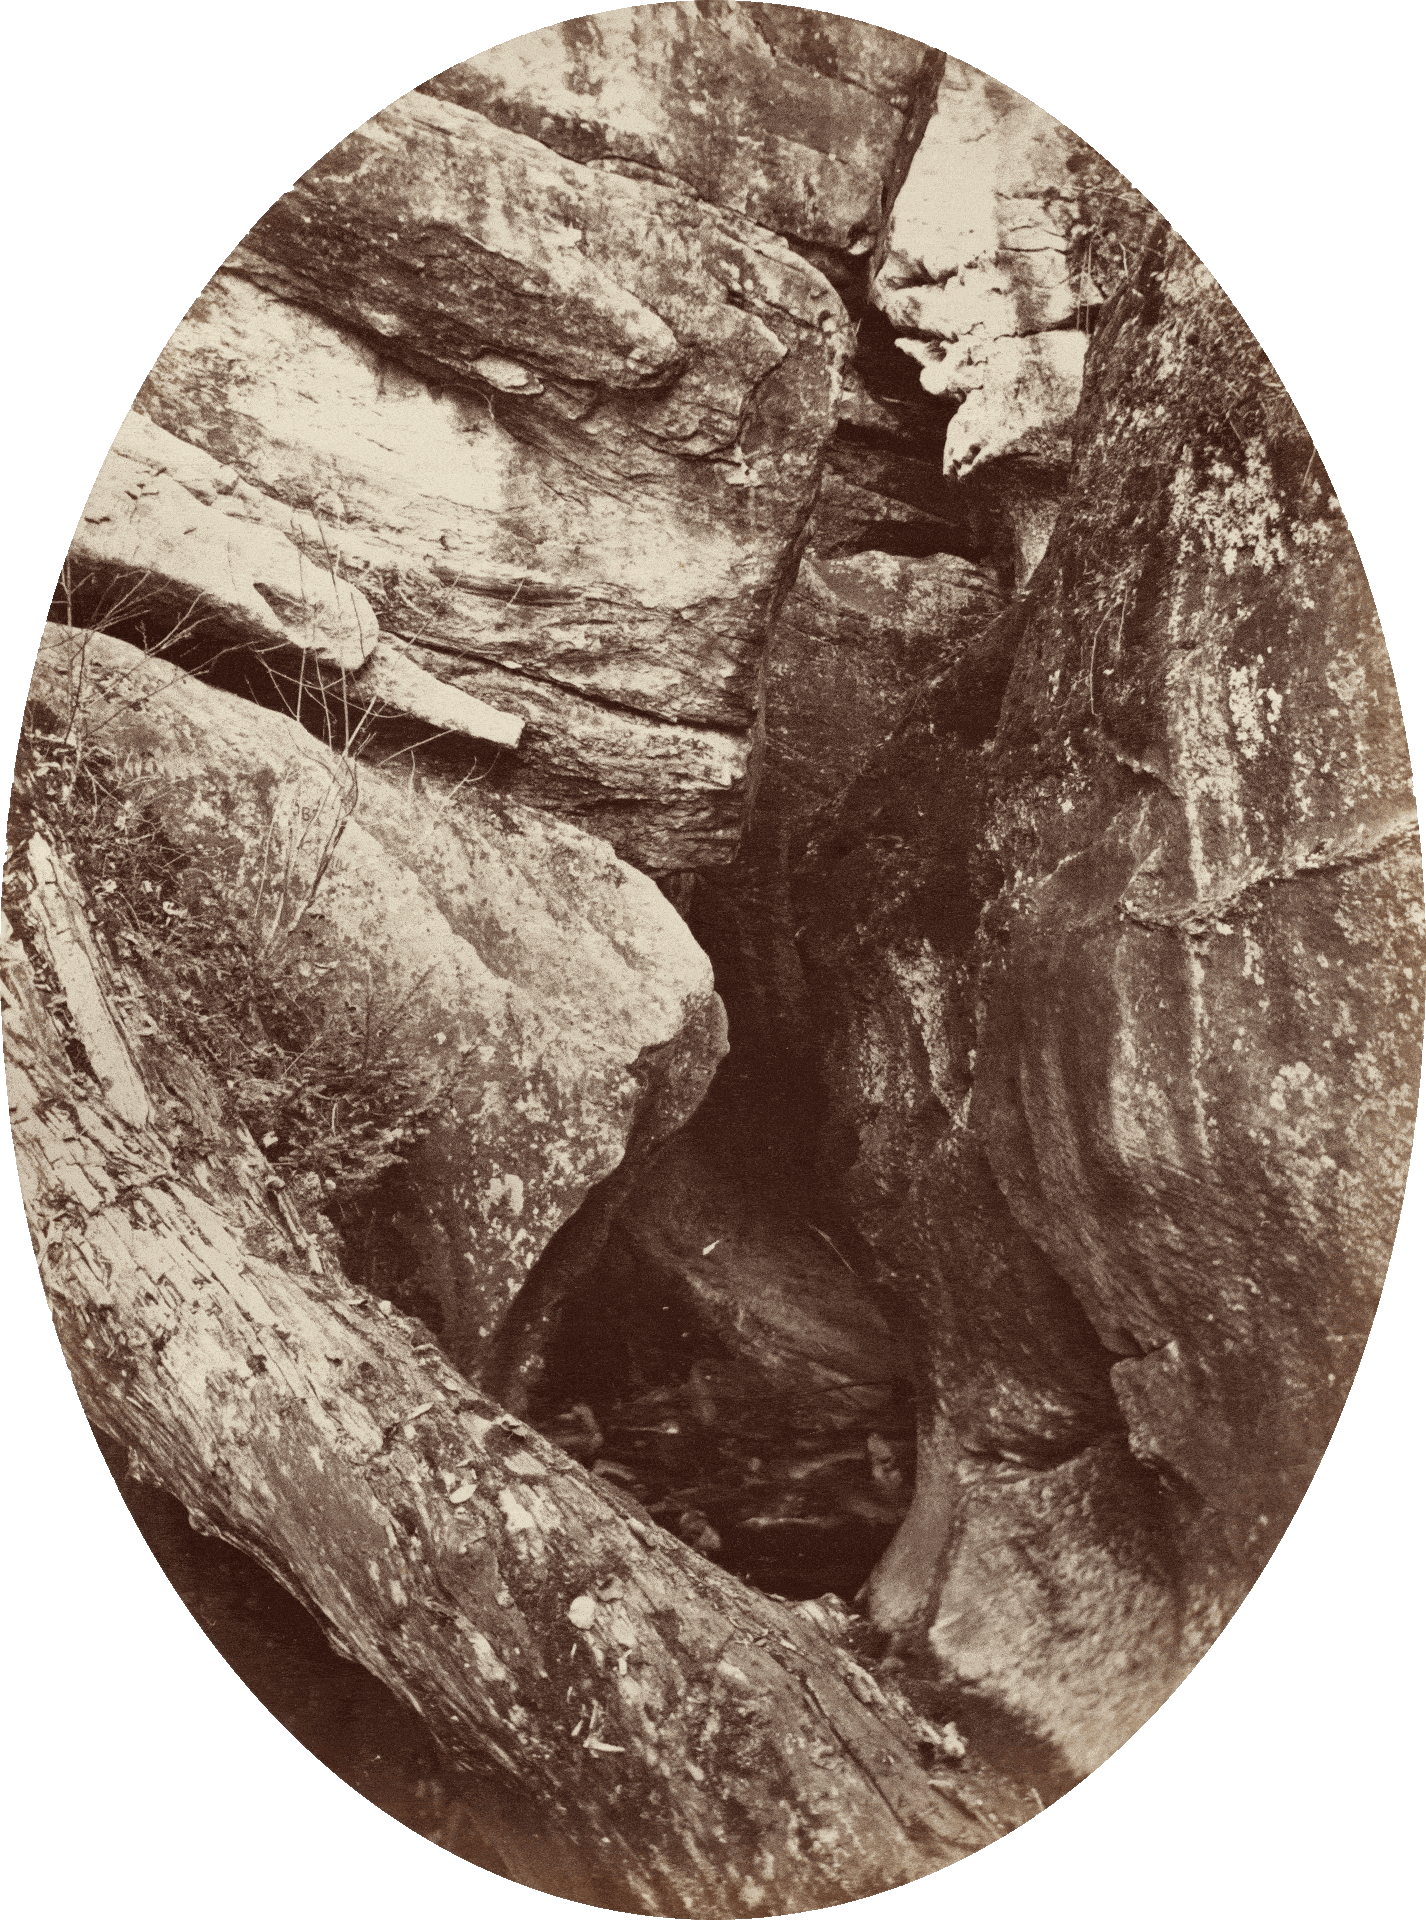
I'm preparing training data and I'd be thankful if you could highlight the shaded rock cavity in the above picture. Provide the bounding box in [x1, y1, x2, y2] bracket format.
[526, 972, 918, 1603]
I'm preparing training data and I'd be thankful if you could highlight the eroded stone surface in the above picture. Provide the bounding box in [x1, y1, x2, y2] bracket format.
[799, 226, 1422, 1776]
[137, 80, 851, 865]
[594, 1124, 903, 1412]
[29, 625, 725, 1367]
[68, 410, 379, 673]
[424, 2, 942, 258]
[770, 550, 1007, 820]
[2, 859, 979, 1910]
[32, 12, 1419, 1810]
[977, 234, 1421, 1530]
[695, 546, 1006, 1117]
[872, 57, 1152, 583]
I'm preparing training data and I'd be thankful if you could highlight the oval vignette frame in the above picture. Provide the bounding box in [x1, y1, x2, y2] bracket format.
[4, 4, 1419, 1918]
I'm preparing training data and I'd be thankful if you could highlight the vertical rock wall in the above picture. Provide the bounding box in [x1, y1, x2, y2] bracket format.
[797, 224, 1422, 1775]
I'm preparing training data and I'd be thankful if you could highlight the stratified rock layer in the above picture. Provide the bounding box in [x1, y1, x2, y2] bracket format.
[67, 410, 379, 674]
[30, 8, 1422, 1813]
[127, 75, 863, 869]
[799, 225, 1422, 1776]
[64, 10, 968, 873]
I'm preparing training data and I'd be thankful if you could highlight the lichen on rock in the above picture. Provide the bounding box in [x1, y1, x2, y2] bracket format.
[796, 220, 1422, 1776]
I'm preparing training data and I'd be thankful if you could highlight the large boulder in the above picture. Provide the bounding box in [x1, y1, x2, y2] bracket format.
[129, 83, 854, 870]
[26, 624, 726, 1371]
[797, 226, 1422, 1777]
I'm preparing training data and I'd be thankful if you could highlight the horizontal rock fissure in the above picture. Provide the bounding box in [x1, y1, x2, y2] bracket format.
[1120, 814, 1423, 933]
[404, 636, 755, 737]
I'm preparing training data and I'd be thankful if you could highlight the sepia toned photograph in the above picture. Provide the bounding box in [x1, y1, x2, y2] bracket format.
[5, 4, 1420, 1915]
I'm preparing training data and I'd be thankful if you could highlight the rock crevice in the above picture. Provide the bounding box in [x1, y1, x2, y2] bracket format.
[11, 4, 1421, 1888]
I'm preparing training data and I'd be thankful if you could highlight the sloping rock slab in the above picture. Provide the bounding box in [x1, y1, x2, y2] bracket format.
[67, 410, 379, 673]
[138, 77, 852, 864]
[977, 231, 1422, 1534]
[69, 411, 524, 754]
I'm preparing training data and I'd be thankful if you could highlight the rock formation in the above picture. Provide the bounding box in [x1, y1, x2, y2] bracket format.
[83, 25, 940, 873]
[863, 54, 1155, 590]
[24, 622, 725, 1372]
[797, 223, 1422, 1776]
[1, 799, 980, 1908]
[7, 5, 1421, 1908]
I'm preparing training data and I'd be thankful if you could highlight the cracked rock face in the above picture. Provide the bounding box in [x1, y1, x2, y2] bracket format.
[107, 60, 912, 871]
[978, 232, 1420, 1530]
[25, 2, 1422, 1842]
[68, 410, 381, 675]
[424, 1, 943, 263]
[798, 224, 1422, 1777]
[872, 57, 1154, 586]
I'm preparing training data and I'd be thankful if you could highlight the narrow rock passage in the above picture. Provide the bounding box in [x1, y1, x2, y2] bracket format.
[530, 1027, 917, 1604]
[10, 13, 1419, 1910]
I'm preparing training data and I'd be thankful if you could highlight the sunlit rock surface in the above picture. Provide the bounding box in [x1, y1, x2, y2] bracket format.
[67, 410, 379, 674]
[129, 89, 855, 868]
[874, 57, 1153, 585]
[424, 2, 942, 263]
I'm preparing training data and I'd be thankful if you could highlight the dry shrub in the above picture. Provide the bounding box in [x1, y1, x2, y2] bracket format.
[8, 651, 464, 1222]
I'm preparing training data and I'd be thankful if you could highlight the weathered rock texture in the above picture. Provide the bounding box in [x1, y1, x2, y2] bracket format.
[27, 623, 724, 1371]
[1, 842, 983, 1913]
[797, 224, 1423, 1777]
[67, 410, 379, 675]
[539, 542, 1008, 1601]
[136, 95, 850, 866]
[528, 39, 1152, 1646]
[424, 2, 942, 268]
[18, 7, 1423, 1871]
[66, 411, 522, 752]
[871, 56, 1154, 586]
[100, 10, 952, 873]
